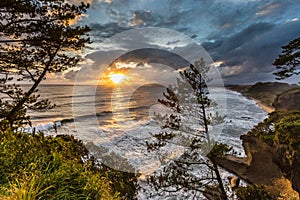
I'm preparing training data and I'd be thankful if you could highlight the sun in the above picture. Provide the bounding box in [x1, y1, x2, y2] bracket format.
[109, 73, 126, 84]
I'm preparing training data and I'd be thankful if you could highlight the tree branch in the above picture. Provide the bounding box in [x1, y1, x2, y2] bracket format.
[6, 43, 61, 122]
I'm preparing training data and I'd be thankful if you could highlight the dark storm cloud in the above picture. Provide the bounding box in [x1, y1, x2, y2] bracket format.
[204, 20, 300, 84]
[71, 0, 300, 84]
[115, 48, 190, 70]
[86, 0, 300, 42]
[205, 22, 275, 61]
[86, 49, 124, 70]
[90, 23, 130, 41]
[89, 9, 187, 41]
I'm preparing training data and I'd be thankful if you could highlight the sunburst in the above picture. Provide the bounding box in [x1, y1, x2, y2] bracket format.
[109, 73, 126, 84]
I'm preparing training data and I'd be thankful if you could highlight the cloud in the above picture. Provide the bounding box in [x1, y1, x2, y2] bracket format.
[64, 70, 78, 80]
[104, 0, 112, 4]
[285, 18, 299, 23]
[85, 0, 297, 42]
[130, 10, 153, 26]
[48, 0, 300, 85]
[114, 49, 190, 69]
[216, 23, 274, 56]
[90, 23, 130, 41]
[256, 2, 282, 16]
[220, 65, 245, 77]
[83, 0, 300, 44]
[65, 44, 193, 84]
[204, 20, 300, 84]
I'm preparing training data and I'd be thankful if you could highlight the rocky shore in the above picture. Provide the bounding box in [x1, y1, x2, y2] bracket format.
[221, 82, 300, 199]
[216, 135, 299, 199]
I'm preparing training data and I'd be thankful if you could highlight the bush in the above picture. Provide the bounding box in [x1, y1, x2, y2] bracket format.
[274, 112, 300, 151]
[0, 129, 138, 199]
[247, 111, 300, 152]
[236, 185, 276, 200]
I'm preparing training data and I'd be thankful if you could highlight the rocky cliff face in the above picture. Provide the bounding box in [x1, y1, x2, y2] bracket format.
[273, 143, 300, 197]
[292, 152, 300, 194]
[273, 88, 300, 111]
[215, 135, 300, 199]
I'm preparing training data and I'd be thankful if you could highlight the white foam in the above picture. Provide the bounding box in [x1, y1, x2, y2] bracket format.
[28, 89, 268, 199]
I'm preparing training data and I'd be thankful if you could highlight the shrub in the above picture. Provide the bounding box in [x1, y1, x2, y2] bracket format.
[236, 185, 276, 200]
[0, 129, 138, 199]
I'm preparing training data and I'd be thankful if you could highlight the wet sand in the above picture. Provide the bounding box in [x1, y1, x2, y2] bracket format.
[250, 97, 275, 113]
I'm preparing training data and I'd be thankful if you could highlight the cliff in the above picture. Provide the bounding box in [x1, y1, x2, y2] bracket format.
[216, 135, 299, 199]
[273, 88, 300, 111]
[216, 110, 300, 199]
[221, 83, 300, 198]
[227, 82, 299, 112]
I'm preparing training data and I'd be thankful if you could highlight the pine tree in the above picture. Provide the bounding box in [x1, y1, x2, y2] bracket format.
[273, 37, 300, 81]
[0, 0, 90, 128]
[146, 59, 230, 199]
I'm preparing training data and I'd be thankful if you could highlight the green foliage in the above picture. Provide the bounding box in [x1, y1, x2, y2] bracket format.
[248, 111, 300, 152]
[273, 36, 300, 80]
[0, 0, 90, 127]
[275, 113, 300, 151]
[0, 129, 138, 199]
[247, 114, 276, 146]
[236, 185, 276, 200]
[207, 143, 232, 161]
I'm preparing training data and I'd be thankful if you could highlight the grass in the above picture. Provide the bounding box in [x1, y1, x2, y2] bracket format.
[0, 127, 138, 199]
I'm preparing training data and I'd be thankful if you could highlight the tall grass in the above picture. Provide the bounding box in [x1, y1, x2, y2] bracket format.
[0, 128, 137, 199]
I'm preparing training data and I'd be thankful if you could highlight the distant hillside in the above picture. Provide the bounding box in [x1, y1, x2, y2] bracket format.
[273, 88, 300, 111]
[227, 82, 300, 111]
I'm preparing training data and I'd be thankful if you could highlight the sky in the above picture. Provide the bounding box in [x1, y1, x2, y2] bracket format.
[54, 0, 300, 85]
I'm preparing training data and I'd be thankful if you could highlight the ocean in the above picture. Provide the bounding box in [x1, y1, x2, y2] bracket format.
[25, 84, 267, 198]
[25, 84, 267, 169]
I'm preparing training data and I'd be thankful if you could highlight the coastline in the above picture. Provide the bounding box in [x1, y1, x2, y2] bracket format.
[250, 97, 275, 113]
[226, 82, 300, 113]
[226, 87, 275, 113]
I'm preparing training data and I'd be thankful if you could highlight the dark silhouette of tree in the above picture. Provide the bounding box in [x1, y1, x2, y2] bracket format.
[273, 37, 300, 80]
[146, 59, 230, 200]
[0, 0, 90, 127]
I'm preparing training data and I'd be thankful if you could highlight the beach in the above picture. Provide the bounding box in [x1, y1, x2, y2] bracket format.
[251, 97, 275, 113]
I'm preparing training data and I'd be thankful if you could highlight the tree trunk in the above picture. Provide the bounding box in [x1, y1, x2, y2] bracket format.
[212, 162, 228, 200]
[6, 45, 60, 124]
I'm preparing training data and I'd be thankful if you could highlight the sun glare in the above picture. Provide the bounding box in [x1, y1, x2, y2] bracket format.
[109, 73, 126, 84]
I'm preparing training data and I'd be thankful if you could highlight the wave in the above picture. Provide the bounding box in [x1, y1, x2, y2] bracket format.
[24, 121, 62, 133]
[30, 113, 68, 119]
[29, 107, 153, 132]
[129, 105, 152, 111]
[55, 94, 96, 99]
[57, 101, 106, 108]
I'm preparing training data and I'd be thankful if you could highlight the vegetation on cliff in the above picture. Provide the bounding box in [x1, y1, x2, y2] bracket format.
[236, 185, 276, 200]
[0, 124, 138, 199]
[0, 1, 139, 198]
[246, 111, 300, 197]
[248, 111, 300, 152]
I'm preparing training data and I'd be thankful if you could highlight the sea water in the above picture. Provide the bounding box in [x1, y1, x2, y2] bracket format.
[24, 84, 267, 198]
